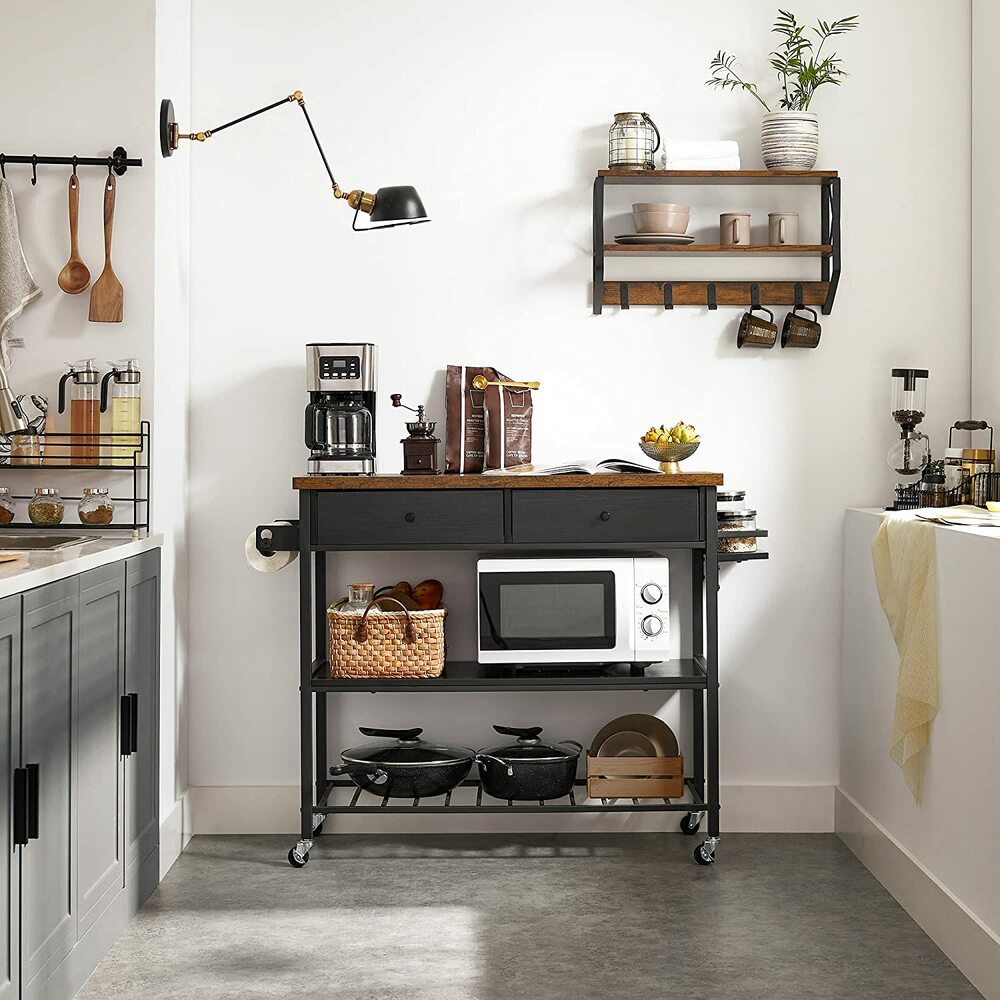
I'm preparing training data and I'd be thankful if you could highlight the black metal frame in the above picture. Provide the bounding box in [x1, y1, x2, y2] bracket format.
[592, 171, 841, 315]
[0, 147, 140, 183]
[291, 485, 721, 857]
[0, 421, 151, 533]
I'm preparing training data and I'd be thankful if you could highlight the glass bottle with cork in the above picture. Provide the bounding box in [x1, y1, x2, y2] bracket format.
[100, 360, 142, 466]
[57, 360, 101, 467]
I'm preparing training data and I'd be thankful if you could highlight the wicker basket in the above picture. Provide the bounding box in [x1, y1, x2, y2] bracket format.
[328, 597, 446, 679]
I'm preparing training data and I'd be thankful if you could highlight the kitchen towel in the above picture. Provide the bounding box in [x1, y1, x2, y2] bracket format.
[871, 513, 939, 802]
[0, 178, 41, 369]
[662, 156, 741, 170]
[662, 139, 740, 160]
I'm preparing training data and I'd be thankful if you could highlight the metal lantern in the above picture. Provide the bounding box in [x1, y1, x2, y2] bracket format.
[608, 112, 660, 170]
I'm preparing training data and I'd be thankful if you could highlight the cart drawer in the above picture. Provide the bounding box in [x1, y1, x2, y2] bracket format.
[314, 490, 503, 547]
[510, 489, 700, 544]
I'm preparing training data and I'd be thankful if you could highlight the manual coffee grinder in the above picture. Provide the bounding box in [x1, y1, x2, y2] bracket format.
[390, 393, 441, 475]
[887, 368, 930, 501]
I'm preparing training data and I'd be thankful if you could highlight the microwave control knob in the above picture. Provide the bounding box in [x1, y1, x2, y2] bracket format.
[640, 615, 663, 638]
[640, 583, 663, 605]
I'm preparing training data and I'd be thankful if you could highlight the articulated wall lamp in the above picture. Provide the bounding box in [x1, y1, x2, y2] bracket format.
[158, 92, 428, 230]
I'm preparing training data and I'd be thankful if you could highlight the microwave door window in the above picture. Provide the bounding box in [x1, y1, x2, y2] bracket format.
[479, 572, 616, 650]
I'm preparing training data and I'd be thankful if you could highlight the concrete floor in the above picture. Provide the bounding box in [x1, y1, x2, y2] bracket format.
[79, 834, 981, 1000]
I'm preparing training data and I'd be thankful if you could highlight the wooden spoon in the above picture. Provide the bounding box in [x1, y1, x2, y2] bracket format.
[88, 174, 123, 323]
[57, 174, 90, 294]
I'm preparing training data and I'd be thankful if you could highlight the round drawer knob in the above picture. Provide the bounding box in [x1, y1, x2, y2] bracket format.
[640, 615, 663, 637]
[404, 512, 416, 523]
[640, 583, 663, 605]
[600, 510, 612, 521]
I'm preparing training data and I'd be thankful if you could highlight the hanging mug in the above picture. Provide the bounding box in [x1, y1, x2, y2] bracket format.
[720, 213, 751, 246]
[737, 304, 777, 348]
[768, 212, 799, 246]
[781, 305, 822, 348]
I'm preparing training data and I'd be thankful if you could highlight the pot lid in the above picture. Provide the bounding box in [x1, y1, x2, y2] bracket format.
[341, 727, 474, 767]
[479, 725, 581, 762]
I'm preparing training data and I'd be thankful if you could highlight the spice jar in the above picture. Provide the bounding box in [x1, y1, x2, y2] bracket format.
[919, 474, 948, 508]
[0, 488, 15, 525]
[10, 429, 41, 467]
[944, 448, 968, 501]
[718, 509, 758, 553]
[28, 487, 65, 525]
[78, 488, 114, 525]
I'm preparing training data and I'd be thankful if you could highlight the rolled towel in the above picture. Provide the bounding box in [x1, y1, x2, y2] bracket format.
[0, 179, 41, 369]
[662, 155, 741, 171]
[662, 139, 740, 160]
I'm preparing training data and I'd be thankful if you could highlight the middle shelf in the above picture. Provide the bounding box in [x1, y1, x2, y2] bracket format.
[311, 656, 710, 692]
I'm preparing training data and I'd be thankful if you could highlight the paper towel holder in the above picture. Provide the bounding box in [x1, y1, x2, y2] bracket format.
[256, 522, 299, 557]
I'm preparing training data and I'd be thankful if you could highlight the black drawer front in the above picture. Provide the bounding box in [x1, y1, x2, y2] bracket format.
[511, 489, 700, 544]
[315, 490, 503, 546]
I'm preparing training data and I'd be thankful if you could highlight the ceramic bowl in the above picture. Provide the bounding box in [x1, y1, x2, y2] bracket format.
[638, 439, 699, 474]
[633, 207, 689, 235]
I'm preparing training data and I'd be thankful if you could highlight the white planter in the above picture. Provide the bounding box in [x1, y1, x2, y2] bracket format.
[760, 111, 819, 170]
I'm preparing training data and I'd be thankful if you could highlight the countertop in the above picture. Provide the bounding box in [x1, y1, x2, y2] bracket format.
[293, 472, 724, 490]
[850, 506, 1000, 542]
[0, 533, 163, 601]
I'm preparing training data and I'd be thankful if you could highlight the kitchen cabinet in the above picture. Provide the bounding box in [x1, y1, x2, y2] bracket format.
[0, 547, 160, 1000]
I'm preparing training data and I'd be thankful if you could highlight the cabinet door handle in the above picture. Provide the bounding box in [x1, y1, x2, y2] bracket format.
[12, 767, 27, 847]
[121, 694, 133, 756]
[404, 512, 415, 523]
[600, 510, 612, 521]
[129, 693, 139, 754]
[26, 763, 39, 841]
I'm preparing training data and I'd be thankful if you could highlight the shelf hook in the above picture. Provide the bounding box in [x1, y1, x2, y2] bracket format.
[619, 282, 630, 310]
[794, 282, 804, 311]
[30, 154, 37, 186]
[663, 282, 673, 310]
[707, 283, 717, 310]
[750, 283, 761, 311]
[72, 155, 78, 176]
[0, 154, 5, 180]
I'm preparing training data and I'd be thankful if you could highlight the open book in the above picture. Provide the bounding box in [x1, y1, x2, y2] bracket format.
[535, 458, 660, 476]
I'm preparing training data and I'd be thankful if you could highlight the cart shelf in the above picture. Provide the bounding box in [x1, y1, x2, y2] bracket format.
[604, 243, 832, 257]
[311, 656, 710, 693]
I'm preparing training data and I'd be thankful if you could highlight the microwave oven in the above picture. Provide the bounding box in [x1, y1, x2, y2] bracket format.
[477, 556, 670, 664]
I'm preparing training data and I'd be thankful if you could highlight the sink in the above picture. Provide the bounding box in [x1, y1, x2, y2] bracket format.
[0, 534, 88, 551]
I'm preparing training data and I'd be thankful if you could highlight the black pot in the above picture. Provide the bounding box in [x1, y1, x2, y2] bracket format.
[330, 727, 474, 799]
[476, 725, 583, 802]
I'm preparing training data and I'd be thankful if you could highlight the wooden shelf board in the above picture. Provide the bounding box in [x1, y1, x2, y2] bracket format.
[598, 169, 837, 184]
[294, 472, 724, 490]
[604, 243, 832, 257]
[603, 281, 829, 307]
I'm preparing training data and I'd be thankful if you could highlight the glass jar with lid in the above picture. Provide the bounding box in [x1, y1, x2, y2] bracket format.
[919, 474, 948, 508]
[0, 488, 15, 525]
[10, 429, 40, 466]
[29, 487, 65, 525]
[78, 488, 114, 525]
[718, 509, 758, 553]
[341, 583, 376, 615]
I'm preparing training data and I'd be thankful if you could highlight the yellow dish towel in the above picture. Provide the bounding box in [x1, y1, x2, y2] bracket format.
[871, 516, 939, 802]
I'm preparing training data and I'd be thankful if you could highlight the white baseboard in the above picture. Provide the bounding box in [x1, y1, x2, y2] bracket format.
[836, 788, 1000, 1000]
[188, 783, 835, 835]
[159, 790, 192, 878]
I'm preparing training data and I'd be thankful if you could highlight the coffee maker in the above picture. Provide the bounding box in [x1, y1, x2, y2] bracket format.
[305, 343, 377, 475]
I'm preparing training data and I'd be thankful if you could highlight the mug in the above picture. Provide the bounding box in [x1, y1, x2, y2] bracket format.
[768, 212, 799, 246]
[737, 305, 777, 349]
[781, 305, 822, 348]
[720, 213, 751, 246]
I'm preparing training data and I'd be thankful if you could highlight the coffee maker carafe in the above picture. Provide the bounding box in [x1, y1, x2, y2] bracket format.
[305, 344, 377, 475]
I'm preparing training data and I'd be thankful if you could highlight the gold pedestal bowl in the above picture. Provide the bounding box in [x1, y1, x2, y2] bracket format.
[638, 439, 700, 474]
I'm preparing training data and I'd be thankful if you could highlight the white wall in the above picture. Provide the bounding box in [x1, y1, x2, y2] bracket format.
[186, 0, 972, 830]
[973, 0, 999, 423]
[0, 0, 189, 855]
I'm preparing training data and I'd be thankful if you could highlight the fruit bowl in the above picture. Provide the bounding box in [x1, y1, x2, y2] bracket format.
[638, 439, 700, 474]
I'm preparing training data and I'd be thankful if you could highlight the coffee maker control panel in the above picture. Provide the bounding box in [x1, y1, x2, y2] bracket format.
[318, 355, 361, 381]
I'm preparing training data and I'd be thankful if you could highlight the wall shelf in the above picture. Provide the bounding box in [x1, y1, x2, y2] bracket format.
[593, 169, 841, 314]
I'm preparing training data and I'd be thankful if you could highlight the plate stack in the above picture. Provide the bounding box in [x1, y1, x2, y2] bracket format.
[586, 714, 684, 801]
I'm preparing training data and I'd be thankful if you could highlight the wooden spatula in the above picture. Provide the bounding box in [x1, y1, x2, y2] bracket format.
[57, 173, 90, 294]
[88, 173, 123, 323]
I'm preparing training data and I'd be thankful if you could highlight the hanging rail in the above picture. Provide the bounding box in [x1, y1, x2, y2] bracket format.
[0, 146, 141, 184]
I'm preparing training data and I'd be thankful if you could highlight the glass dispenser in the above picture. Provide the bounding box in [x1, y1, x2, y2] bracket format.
[100, 359, 142, 466]
[57, 360, 101, 466]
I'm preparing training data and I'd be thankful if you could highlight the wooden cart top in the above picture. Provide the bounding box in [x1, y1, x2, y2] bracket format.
[293, 472, 724, 490]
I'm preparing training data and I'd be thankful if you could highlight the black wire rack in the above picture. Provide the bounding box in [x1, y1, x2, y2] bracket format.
[0, 422, 150, 534]
[893, 472, 1000, 511]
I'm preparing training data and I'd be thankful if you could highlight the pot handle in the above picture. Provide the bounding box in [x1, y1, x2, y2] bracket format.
[329, 762, 388, 784]
[359, 726, 423, 741]
[475, 753, 514, 777]
[493, 724, 543, 740]
[560, 740, 584, 755]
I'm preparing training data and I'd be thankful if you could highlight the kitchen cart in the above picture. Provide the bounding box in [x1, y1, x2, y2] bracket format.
[258, 473, 730, 868]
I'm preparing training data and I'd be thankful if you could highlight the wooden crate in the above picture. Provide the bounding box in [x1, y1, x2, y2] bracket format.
[586, 752, 684, 800]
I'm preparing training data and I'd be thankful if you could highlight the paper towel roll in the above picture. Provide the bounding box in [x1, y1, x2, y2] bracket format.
[245, 527, 298, 573]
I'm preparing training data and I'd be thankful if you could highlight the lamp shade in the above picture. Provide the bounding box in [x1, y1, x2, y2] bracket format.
[370, 185, 429, 224]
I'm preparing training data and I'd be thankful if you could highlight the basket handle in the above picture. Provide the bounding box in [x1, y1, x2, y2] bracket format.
[354, 596, 416, 644]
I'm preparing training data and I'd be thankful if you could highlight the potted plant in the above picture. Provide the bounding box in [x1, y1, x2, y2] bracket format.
[706, 9, 859, 170]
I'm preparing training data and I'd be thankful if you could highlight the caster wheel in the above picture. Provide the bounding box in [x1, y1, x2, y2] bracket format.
[694, 843, 716, 866]
[680, 814, 701, 835]
[288, 848, 310, 868]
[313, 821, 325, 836]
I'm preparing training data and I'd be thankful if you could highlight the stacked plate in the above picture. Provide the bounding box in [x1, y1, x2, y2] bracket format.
[590, 713, 679, 762]
[615, 233, 695, 246]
